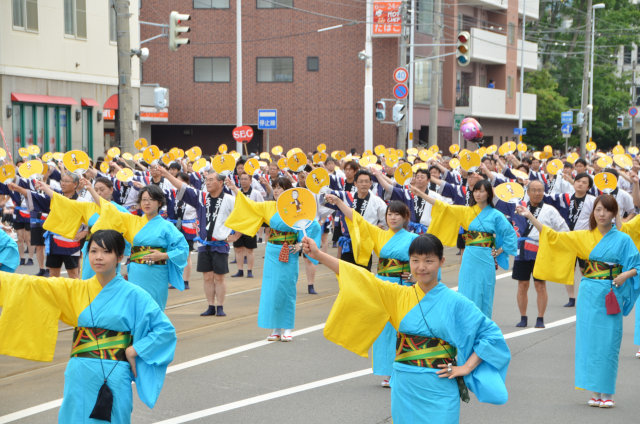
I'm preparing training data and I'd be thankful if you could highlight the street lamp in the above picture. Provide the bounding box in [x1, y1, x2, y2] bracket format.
[588, 3, 605, 143]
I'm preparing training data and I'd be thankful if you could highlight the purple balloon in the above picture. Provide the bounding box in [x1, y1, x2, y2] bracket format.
[460, 117, 483, 142]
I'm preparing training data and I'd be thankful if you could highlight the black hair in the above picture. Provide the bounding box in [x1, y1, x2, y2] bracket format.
[428, 165, 441, 175]
[236, 158, 246, 166]
[415, 168, 430, 177]
[469, 179, 494, 207]
[272, 177, 293, 190]
[386, 201, 410, 228]
[88, 229, 126, 257]
[344, 160, 360, 172]
[177, 172, 190, 183]
[409, 234, 444, 260]
[325, 157, 336, 165]
[575, 158, 588, 167]
[94, 176, 113, 189]
[522, 157, 532, 165]
[354, 169, 372, 183]
[563, 161, 574, 169]
[574, 172, 593, 189]
[169, 162, 182, 171]
[137, 184, 166, 208]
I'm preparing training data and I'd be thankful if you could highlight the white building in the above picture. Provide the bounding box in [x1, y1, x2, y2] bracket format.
[0, 0, 140, 161]
[616, 42, 639, 144]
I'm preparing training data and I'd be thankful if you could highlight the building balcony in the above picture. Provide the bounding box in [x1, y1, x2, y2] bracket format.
[470, 28, 506, 65]
[517, 40, 538, 71]
[463, 0, 507, 10]
[519, 0, 540, 20]
[455, 86, 537, 121]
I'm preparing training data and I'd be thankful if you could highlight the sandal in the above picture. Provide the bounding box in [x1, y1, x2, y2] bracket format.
[587, 398, 601, 407]
[280, 335, 293, 342]
[599, 399, 615, 408]
[267, 333, 281, 341]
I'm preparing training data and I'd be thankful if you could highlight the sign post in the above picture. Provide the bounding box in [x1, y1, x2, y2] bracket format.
[258, 109, 277, 153]
[232, 125, 254, 156]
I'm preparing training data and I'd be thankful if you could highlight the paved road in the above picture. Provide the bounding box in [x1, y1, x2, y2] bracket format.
[1, 245, 639, 423]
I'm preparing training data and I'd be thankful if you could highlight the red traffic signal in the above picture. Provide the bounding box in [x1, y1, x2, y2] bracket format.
[456, 31, 471, 67]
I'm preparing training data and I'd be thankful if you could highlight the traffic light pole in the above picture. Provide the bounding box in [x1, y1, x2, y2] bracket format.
[579, 0, 593, 158]
[406, 0, 415, 149]
[115, 0, 136, 153]
[427, 0, 441, 148]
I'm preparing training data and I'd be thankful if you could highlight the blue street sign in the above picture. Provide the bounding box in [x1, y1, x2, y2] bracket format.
[513, 128, 527, 135]
[561, 123, 573, 134]
[561, 111, 573, 124]
[258, 109, 277, 130]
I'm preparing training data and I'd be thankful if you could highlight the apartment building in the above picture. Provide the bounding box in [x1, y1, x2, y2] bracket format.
[616, 42, 640, 144]
[0, 0, 141, 160]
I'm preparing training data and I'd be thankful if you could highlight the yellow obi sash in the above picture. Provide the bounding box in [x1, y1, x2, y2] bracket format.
[130, 246, 167, 265]
[268, 229, 297, 245]
[395, 332, 457, 368]
[70, 327, 133, 361]
[582, 260, 622, 280]
[462, 231, 495, 248]
[377, 258, 410, 277]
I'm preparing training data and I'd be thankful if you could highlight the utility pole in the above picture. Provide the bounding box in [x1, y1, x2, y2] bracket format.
[579, 0, 593, 158]
[633, 60, 637, 147]
[406, 0, 415, 149]
[428, 0, 441, 148]
[518, 0, 526, 144]
[396, 1, 409, 150]
[364, 0, 374, 153]
[115, 0, 136, 153]
[236, 0, 243, 153]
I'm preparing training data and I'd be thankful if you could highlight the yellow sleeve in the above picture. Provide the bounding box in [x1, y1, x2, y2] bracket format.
[91, 198, 147, 244]
[43, 192, 100, 239]
[0, 273, 102, 361]
[621, 215, 640, 252]
[427, 201, 477, 247]
[225, 192, 277, 236]
[345, 211, 394, 266]
[532, 227, 600, 285]
[324, 261, 417, 357]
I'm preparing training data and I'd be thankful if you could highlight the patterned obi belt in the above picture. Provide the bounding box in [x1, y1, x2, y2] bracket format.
[130, 246, 167, 265]
[395, 332, 456, 368]
[378, 258, 410, 277]
[462, 231, 495, 248]
[268, 229, 297, 245]
[70, 327, 132, 361]
[581, 260, 622, 280]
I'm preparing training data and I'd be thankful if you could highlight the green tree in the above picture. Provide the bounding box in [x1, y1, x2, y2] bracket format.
[524, 69, 569, 150]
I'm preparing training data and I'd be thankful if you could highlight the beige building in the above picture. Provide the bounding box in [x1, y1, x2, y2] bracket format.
[0, 0, 140, 161]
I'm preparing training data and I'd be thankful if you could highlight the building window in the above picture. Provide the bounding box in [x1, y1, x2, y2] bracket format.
[194, 57, 231, 82]
[624, 46, 632, 64]
[12, 0, 38, 31]
[257, 0, 293, 8]
[307, 57, 319, 72]
[194, 0, 230, 8]
[414, 60, 443, 105]
[109, 0, 116, 42]
[257, 57, 293, 82]
[64, 0, 87, 38]
[507, 76, 513, 98]
[508, 23, 515, 45]
[11, 103, 71, 160]
[417, 0, 433, 35]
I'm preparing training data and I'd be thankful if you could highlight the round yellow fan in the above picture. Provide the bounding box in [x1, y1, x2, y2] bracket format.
[277, 157, 288, 170]
[449, 158, 461, 169]
[18, 160, 44, 179]
[546, 159, 564, 176]
[317, 143, 326, 152]
[27, 145, 40, 156]
[313, 152, 328, 164]
[107, 147, 121, 158]
[218, 144, 228, 154]
[244, 158, 260, 176]
[586, 141, 597, 152]
[449, 144, 460, 155]
[211, 154, 236, 176]
[63, 150, 90, 174]
[306, 168, 330, 194]
[593, 172, 617, 194]
[186, 146, 202, 162]
[494, 182, 525, 203]
[142, 145, 161, 165]
[566, 152, 579, 164]
[0, 164, 16, 183]
[288, 152, 308, 172]
[394, 163, 413, 186]
[276, 188, 317, 233]
[116, 168, 134, 183]
[596, 156, 612, 169]
[271, 145, 283, 156]
[459, 151, 481, 172]
[134, 138, 148, 151]
[499, 142, 516, 156]
[613, 154, 632, 170]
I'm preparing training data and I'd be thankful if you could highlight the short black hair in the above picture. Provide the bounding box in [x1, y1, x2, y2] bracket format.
[177, 172, 190, 183]
[169, 162, 182, 171]
[469, 179, 494, 207]
[574, 172, 593, 189]
[88, 229, 126, 257]
[137, 184, 166, 208]
[604, 168, 619, 179]
[575, 158, 588, 167]
[415, 168, 430, 177]
[272, 177, 293, 191]
[409, 234, 444, 260]
[354, 169, 372, 183]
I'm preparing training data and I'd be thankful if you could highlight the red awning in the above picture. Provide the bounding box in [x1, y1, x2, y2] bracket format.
[103, 94, 118, 110]
[11, 92, 77, 105]
[81, 97, 99, 107]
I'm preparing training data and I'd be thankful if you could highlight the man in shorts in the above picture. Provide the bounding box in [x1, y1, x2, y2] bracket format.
[231, 173, 263, 278]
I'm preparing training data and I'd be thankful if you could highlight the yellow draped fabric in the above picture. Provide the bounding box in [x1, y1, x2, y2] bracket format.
[621, 214, 640, 252]
[324, 261, 425, 357]
[43, 193, 100, 239]
[0, 273, 102, 361]
[532, 226, 601, 285]
[225, 192, 277, 236]
[427, 201, 481, 247]
[345, 211, 394, 266]
[90, 198, 148, 244]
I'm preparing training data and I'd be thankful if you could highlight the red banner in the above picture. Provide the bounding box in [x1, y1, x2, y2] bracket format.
[373, 1, 402, 37]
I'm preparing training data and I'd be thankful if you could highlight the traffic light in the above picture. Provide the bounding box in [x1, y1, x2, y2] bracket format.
[375, 101, 386, 121]
[392, 102, 406, 123]
[576, 111, 585, 126]
[617, 115, 624, 128]
[169, 11, 190, 51]
[456, 31, 471, 67]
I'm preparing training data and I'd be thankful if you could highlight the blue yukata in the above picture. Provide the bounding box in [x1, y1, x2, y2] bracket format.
[0, 228, 19, 272]
[345, 211, 418, 377]
[0, 273, 176, 423]
[325, 262, 510, 424]
[225, 192, 321, 330]
[81, 202, 132, 279]
[428, 201, 517, 317]
[534, 225, 640, 395]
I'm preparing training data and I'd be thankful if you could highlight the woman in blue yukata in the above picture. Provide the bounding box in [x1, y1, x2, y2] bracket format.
[43, 184, 189, 310]
[302, 233, 510, 424]
[324, 195, 418, 388]
[411, 179, 517, 318]
[518, 194, 640, 409]
[225, 177, 321, 342]
[0, 230, 176, 423]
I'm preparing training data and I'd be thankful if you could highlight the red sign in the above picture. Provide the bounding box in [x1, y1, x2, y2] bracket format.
[232, 125, 254, 143]
[393, 83, 409, 100]
[373, 2, 402, 38]
[103, 109, 116, 121]
[393, 67, 408, 84]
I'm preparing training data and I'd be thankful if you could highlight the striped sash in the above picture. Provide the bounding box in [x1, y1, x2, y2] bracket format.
[582, 260, 622, 280]
[130, 246, 167, 265]
[268, 229, 297, 245]
[377, 258, 410, 277]
[395, 332, 457, 368]
[70, 327, 132, 361]
[461, 231, 495, 248]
